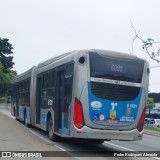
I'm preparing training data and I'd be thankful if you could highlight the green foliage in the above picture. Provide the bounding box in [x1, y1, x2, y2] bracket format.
[0, 63, 15, 96]
[0, 38, 14, 69]
[0, 37, 15, 96]
[147, 97, 155, 110]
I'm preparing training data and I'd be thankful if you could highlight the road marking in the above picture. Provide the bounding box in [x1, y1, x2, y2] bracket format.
[29, 128, 79, 159]
[54, 145, 66, 151]
[153, 158, 160, 160]
[54, 145, 80, 160]
[104, 141, 134, 151]
[104, 141, 160, 160]
[29, 129, 52, 144]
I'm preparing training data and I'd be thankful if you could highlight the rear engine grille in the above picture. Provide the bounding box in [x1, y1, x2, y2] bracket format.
[91, 82, 140, 101]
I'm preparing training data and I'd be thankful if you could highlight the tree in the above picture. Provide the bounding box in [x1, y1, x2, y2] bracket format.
[147, 97, 155, 117]
[130, 20, 160, 63]
[0, 38, 14, 69]
[0, 63, 15, 96]
[147, 98, 155, 109]
[0, 38, 15, 96]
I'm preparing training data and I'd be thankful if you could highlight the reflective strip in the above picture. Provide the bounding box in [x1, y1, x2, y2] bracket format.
[90, 77, 141, 87]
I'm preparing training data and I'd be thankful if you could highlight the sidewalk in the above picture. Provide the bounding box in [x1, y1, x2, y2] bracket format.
[144, 129, 160, 137]
[0, 112, 73, 159]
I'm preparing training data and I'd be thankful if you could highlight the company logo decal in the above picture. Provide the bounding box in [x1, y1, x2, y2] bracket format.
[126, 108, 131, 116]
[91, 101, 102, 109]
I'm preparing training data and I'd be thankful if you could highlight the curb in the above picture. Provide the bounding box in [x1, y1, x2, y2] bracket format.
[144, 130, 160, 137]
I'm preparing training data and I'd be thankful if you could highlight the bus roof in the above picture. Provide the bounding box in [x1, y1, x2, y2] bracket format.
[13, 66, 36, 83]
[90, 49, 139, 60]
[13, 49, 144, 83]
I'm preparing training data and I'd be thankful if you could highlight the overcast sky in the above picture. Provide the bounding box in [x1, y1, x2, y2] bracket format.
[0, 0, 160, 93]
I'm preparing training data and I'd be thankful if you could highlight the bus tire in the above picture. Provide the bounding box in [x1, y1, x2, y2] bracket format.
[48, 117, 59, 141]
[88, 139, 104, 144]
[15, 108, 18, 121]
[13, 106, 16, 116]
[24, 111, 29, 127]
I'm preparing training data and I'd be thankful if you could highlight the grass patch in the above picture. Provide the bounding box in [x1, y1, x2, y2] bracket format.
[144, 126, 160, 132]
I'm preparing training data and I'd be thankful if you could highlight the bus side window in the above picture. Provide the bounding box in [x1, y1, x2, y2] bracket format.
[65, 63, 74, 79]
[48, 70, 55, 108]
[42, 73, 49, 108]
[64, 63, 74, 103]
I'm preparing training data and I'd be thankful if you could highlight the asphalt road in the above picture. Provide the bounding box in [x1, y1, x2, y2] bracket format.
[0, 103, 160, 160]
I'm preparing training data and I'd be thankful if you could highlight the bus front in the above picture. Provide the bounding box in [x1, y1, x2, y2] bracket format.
[73, 50, 149, 141]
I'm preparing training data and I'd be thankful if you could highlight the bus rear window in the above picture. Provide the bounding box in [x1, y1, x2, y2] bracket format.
[89, 52, 144, 83]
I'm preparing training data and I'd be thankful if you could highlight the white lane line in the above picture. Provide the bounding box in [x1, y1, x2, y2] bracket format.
[152, 158, 160, 160]
[54, 145, 66, 152]
[29, 129, 52, 144]
[104, 142, 134, 151]
[29, 129, 80, 159]
[104, 142, 160, 160]
[54, 145, 80, 160]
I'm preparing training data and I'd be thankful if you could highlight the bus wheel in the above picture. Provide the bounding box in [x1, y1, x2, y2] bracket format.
[48, 117, 59, 141]
[88, 139, 104, 144]
[13, 106, 16, 116]
[15, 108, 18, 121]
[24, 111, 29, 127]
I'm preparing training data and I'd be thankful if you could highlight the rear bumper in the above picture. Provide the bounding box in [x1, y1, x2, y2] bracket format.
[72, 125, 143, 141]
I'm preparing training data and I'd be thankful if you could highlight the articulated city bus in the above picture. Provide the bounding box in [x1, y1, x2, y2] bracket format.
[11, 49, 149, 143]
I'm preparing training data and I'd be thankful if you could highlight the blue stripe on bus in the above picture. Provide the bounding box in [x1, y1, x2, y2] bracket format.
[62, 120, 70, 135]
[20, 108, 25, 120]
[41, 114, 47, 126]
[27, 110, 31, 124]
[88, 82, 142, 127]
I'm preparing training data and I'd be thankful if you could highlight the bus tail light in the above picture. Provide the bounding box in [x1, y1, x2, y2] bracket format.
[74, 98, 84, 129]
[137, 107, 146, 132]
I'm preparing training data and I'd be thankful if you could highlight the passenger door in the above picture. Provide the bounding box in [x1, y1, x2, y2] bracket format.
[62, 63, 74, 135]
[55, 68, 65, 134]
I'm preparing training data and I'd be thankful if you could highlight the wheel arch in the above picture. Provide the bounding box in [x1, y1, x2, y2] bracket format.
[46, 111, 52, 131]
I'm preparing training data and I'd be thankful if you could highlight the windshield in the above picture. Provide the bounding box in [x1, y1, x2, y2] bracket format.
[89, 52, 144, 83]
